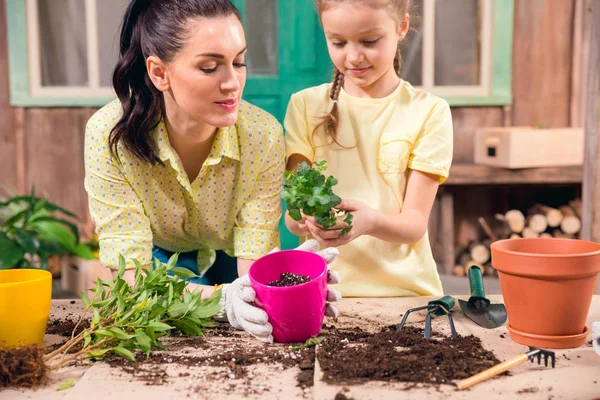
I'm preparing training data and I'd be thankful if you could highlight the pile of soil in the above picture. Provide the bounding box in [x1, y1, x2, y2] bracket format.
[268, 272, 312, 287]
[46, 317, 89, 337]
[318, 325, 501, 385]
[103, 323, 499, 391]
[105, 324, 316, 391]
[4, 315, 501, 392]
[0, 345, 47, 388]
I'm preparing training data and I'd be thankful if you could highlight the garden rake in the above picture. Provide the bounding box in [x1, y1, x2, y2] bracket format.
[457, 347, 556, 389]
[396, 295, 458, 339]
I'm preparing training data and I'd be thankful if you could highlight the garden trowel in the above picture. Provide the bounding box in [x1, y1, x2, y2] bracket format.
[458, 265, 507, 329]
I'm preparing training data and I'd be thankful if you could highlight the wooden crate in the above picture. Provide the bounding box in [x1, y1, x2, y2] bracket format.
[61, 256, 113, 296]
[474, 127, 584, 169]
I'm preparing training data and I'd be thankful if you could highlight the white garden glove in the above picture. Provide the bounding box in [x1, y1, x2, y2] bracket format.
[215, 239, 341, 343]
[592, 321, 600, 357]
[294, 239, 342, 318]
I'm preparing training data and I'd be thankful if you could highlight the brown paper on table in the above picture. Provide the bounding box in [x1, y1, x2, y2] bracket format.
[1, 296, 599, 400]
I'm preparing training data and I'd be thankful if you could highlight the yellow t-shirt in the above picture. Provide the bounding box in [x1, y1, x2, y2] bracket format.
[284, 80, 453, 297]
[84, 99, 284, 273]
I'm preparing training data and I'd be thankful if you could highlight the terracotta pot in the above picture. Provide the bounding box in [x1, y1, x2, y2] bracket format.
[491, 238, 600, 349]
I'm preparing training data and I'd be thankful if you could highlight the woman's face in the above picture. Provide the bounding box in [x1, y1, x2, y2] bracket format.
[155, 14, 247, 128]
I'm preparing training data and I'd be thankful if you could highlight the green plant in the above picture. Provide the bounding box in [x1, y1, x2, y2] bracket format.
[290, 336, 324, 351]
[0, 254, 222, 388]
[0, 188, 94, 269]
[282, 161, 353, 237]
[44, 253, 222, 370]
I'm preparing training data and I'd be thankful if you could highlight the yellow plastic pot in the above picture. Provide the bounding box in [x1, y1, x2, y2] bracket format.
[0, 269, 52, 349]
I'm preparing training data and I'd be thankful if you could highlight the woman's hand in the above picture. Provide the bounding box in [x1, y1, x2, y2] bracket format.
[305, 199, 377, 248]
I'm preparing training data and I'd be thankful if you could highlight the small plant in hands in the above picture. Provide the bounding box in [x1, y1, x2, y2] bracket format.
[0, 254, 222, 388]
[282, 161, 353, 237]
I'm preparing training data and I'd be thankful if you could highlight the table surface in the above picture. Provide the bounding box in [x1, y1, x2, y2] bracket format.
[2, 295, 599, 400]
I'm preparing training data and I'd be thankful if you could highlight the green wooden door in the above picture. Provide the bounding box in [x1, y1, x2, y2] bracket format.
[233, 0, 332, 249]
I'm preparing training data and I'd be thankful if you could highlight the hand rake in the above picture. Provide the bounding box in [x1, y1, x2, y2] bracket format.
[457, 347, 556, 389]
[396, 295, 457, 340]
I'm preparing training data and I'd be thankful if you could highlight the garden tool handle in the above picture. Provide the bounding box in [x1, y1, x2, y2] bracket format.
[457, 353, 529, 390]
[468, 266, 489, 306]
[428, 295, 455, 316]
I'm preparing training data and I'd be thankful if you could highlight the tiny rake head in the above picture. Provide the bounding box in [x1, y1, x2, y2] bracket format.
[527, 347, 556, 368]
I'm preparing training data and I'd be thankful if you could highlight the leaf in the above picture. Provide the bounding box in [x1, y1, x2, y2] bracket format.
[91, 309, 101, 326]
[4, 209, 30, 228]
[172, 267, 199, 279]
[13, 229, 39, 255]
[83, 332, 91, 348]
[173, 319, 202, 336]
[305, 336, 324, 347]
[134, 329, 152, 355]
[190, 303, 223, 319]
[108, 327, 135, 340]
[166, 253, 180, 270]
[288, 208, 302, 221]
[113, 346, 136, 362]
[118, 254, 126, 278]
[147, 321, 174, 332]
[168, 303, 189, 318]
[95, 329, 116, 338]
[340, 227, 352, 237]
[56, 379, 75, 391]
[81, 292, 92, 309]
[0, 231, 26, 269]
[87, 348, 112, 358]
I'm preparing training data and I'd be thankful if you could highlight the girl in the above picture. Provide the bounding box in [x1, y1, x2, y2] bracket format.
[284, 0, 453, 297]
[84, 0, 338, 343]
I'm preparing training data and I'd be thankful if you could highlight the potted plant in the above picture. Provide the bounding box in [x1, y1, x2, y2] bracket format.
[0, 188, 95, 271]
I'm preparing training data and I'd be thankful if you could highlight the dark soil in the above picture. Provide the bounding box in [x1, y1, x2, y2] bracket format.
[102, 323, 500, 391]
[268, 272, 312, 287]
[3, 315, 501, 392]
[46, 317, 89, 337]
[0, 345, 47, 388]
[105, 335, 316, 391]
[317, 325, 501, 386]
[517, 387, 539, 394]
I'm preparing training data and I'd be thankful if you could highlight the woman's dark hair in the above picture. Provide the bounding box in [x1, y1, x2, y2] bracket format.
[110, 0, 241, 164]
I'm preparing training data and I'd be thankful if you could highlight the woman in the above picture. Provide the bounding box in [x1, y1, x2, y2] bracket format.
[84, 0, 339, 343]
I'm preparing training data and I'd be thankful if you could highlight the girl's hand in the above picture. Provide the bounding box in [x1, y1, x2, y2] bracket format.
[305, 199, 376, 247]
[285, 210, 311, 236]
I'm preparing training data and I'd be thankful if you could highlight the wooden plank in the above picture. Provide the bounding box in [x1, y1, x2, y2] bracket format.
[451, 107, 504, 163]
[0, 0, 18, 190]
[446, 164, 583, 185]
[582, 0, 600, 247]
[440, 190, 455, 276]
[25, 108, 90, 233]
[512, 0, 575, 127]
[80, 107, 100, 240]
[570, 0, 592, 128]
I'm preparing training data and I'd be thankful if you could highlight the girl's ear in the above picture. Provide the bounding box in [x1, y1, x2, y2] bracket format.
[146, 55, 170, 92]
[398, 13, 410, 39]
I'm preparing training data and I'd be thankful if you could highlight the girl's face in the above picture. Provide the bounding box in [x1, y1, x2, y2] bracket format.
[321, 3, 408, 97]
[151, 15, 247, 128]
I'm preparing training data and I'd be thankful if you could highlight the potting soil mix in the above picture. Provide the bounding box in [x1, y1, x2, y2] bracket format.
[1, 315, 500, 393]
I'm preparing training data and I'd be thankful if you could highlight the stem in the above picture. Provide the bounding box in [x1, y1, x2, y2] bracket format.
[70, 306, 90, 341]
[43, 330, 86, 361]
[46, 338, 110, 370]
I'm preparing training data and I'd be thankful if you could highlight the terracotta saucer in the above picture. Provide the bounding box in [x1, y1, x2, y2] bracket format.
[507, 323, 590, 349]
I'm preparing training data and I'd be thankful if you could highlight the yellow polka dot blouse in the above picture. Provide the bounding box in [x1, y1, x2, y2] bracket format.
[84, 99, 284, 273]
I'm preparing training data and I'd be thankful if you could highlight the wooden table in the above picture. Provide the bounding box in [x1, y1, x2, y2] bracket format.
[2, 296, 599, 400]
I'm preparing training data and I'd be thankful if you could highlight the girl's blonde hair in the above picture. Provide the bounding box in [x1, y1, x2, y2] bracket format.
[313, 0, 413, 145]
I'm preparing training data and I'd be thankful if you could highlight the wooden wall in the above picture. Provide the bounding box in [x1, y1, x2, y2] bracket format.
[0, 0, 595, 248]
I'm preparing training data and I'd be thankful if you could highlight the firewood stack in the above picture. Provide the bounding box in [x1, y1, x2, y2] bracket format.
[452, 199, 582, 277]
